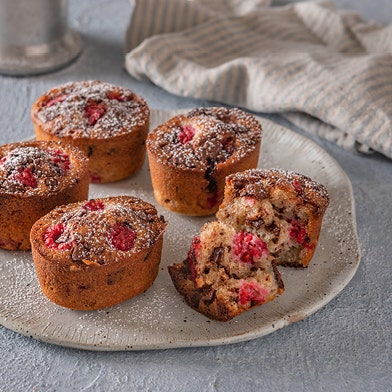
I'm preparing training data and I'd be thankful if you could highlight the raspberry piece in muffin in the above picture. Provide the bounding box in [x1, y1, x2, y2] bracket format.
[31, 80, 150, 183]
[30, 196, 167, 310]
[43, 223, 73, 251]
[216, 168, 330, 268]
[0, 141, 89, 251]
[109, 222, 137, 251]
[232, 231, 268, 264]
[168, 221, 284, 321]
[178, 124, 195, 144]
[84, 100, 106, 125]
[47, 148, 71, 171]
[146, 107, 262, 216]
[45, 94, 69, 107]
[14, 167, 38, 188]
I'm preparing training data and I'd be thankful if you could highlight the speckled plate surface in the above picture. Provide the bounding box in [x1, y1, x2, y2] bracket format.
[0, 110, 360, 351]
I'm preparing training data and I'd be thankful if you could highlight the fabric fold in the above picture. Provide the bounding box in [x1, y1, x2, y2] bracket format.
[125, 0, 392, 159]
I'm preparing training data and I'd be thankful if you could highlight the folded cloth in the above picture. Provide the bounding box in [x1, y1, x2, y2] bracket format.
[125, 0, 392, 159]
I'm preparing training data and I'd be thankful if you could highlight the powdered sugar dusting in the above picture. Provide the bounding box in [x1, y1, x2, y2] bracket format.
[0, 142, 80, 196]
[227, 168, 330, 211]
[35, 196, 166, 265]
[147, 107, 261, 170]
[34, 80, 149, 139]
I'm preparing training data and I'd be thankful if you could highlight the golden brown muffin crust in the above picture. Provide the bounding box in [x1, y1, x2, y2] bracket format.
[31, 196, 167, 265]
[0, 141, 89, 251]
[31, 80, 150, 183]
[146, 107, 262, 216]
[30, 196, 167, 310]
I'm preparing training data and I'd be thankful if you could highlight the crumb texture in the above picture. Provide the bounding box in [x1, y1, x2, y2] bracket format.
[168, 221, 284, 321]
[216, 168, 330, 267]
[169, 168, 329, 321]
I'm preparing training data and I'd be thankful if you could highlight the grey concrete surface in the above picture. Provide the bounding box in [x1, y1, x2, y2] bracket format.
[0, 1, 391, 391]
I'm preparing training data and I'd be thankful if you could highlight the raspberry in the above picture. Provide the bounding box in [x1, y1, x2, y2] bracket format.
[244, 196, 255, 206]
[106, 91, 131, 102]
[109, 222, 136, 251]
[89, 173, 102, 183]
[84, 100, 106, 125]
[83, 199, 105, 211]
[14, 167, 37, 188]
[0, 156, 6, 165]
[45, 94, 68, 107]
[292, 180, 302, 194]
[187, 237, 201, 281]
[43, 223, 72, 250]
[178, 125, 195, 144]
[289, 220, 310, 248]
[206, 192, 220, 209]
[47, 149, 70, 172]
[239, 281, 269, 306]
[232, 231, 268, 264]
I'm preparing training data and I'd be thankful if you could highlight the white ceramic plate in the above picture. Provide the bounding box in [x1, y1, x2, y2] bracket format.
[0, 110, 360, 351]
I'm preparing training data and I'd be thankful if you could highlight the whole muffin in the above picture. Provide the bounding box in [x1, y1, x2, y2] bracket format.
[216, 168, 330, 268]
[0, 141, 89, 251]
[30, 196, 167, 310]
[31, 80, 150, 183]
[146, 107, 262, 216]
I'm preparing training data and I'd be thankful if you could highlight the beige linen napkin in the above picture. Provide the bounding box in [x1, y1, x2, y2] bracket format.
[125, 0, 392, 159]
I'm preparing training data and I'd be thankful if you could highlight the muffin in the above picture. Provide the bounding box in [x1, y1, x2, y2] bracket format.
[146, 107, 262, 216]
[168, 221, 284, 321]
[0, 140, 89, 251]
[31, 80, 150, 183]
[216, 168, 330, 268]
[30, 196, 167, 310]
